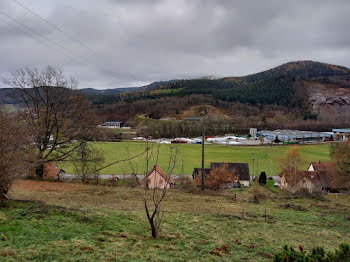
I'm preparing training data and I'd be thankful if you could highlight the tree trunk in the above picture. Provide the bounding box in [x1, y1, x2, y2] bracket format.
[0, 188, 10, 201]
[149, 218, 157, 238]
[35, 164, 44, 180]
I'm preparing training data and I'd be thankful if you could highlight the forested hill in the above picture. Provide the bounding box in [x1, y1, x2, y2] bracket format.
[80, 87, 140, 95]
[140, 60, 350, 91]
[1, 61, 350, 122]
[102, 61, 349, 109]
[226, 60, 350, 83]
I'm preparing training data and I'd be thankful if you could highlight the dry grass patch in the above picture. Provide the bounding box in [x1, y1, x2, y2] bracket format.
[2, 180, 350, 261]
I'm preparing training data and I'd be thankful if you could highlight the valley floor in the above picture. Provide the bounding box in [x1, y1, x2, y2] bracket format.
[0, 180, 349, 261]
[58, 142, 331, 175]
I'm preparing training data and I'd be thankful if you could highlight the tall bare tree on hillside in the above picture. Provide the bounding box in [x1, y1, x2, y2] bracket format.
[71, 142, 105, 183]
[5, 66, 97, 178]
[0, 109, 31, 201]
[330, 141, 350, 190]
[279, 146, 302, 185]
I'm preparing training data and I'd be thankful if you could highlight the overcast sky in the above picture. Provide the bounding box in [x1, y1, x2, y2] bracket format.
[1, 0, 350, 89]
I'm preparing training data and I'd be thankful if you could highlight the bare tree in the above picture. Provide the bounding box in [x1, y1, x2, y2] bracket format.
[194, 164, 238, 190]
[330, 140, 350, 190]
[131, 142, 178, 238]
[5, 66, 97, 179]
[71, 142, 105, 184]
[0, 109, 31, 201]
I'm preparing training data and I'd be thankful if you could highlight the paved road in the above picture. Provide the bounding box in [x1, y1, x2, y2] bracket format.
[60, 173, 188, 181]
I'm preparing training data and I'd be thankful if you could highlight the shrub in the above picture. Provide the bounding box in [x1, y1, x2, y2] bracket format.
[273, 243, 350, 262]
[182, 178, 199, 193]
[193, 164, 238, 190]
[250, 186, 266, 204]
[292, 189, 326, 201]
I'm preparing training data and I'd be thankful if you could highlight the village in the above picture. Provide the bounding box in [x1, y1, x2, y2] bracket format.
[1, 106, 350, 261]
[31, 120, 350, 202]
[1, 0, 350, 260]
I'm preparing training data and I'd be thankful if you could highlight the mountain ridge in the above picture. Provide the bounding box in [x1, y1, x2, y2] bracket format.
[1, 60, 350, 122]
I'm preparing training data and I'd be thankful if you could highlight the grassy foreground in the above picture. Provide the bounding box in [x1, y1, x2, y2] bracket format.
[58, 142, 331, 175]
[1, 180, 349, 261]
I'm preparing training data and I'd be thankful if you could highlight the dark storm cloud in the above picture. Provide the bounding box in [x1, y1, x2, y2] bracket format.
[0, 0, 349, 88]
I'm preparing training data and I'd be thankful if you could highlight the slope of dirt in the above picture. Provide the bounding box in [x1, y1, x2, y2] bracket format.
[179, 105, 232, 120]
[303, 81, 350, 120]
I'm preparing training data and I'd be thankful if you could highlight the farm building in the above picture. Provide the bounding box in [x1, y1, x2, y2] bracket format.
[43, 162, 65, 180]
[98, 121, 124, 128]
[192, 162, 250, 187]
[145, 165, 174, 189]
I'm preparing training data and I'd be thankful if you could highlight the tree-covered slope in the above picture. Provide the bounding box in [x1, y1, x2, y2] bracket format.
[123, 60, 350, 109]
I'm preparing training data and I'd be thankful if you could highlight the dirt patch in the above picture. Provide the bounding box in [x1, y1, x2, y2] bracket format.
[11, 179, 82, 192]
[279, 203, 307, 211]
[257, 251, 273, 259]
[180, 105, 232, 120]
[210, 244, 230, 256]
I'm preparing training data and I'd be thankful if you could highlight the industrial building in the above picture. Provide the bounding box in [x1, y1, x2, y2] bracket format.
[257, 130, 335, 143]
[332, 129, 350, 141]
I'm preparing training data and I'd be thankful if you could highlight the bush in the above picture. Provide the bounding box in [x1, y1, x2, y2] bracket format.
[250, 186, 266, 204]
[182, 178, 199, 193]
[292, 189, 326, 201]
[274, 243, 350, 262]
[193, 164, 238, 190]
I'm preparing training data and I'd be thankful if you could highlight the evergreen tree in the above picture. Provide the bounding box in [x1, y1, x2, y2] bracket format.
[259, 172, 267, 185]
[274, 135, 281, 144]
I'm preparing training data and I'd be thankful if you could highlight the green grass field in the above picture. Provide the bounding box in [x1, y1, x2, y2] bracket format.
[2, 180, 350, 261]
[58, 142, 331, 175]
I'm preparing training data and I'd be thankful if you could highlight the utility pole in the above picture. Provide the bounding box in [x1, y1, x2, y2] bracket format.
[252, 153, 255, 178]
[201, 118, 205, 191]
[294, 158, 297, 185]
[184, 115, 206, 190]
[181, 159, 184, 175]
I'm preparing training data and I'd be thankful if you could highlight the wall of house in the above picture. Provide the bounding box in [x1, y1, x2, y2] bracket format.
[240, 180, 250, 187]
[43, 162, 59, 179]
[281, 175, 322, 193]
[147, 170, 171, 189]
[291, 178, 317, 193]
[308, 164, 315, 171]
[280, 176, 288, 190]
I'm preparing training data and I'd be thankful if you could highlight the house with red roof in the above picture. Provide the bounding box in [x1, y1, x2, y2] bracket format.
[280, 161, 333, 193]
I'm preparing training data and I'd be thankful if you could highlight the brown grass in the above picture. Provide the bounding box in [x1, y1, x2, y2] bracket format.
[9, 179, 257, 216]
[3, 179, 350, 261]
[12, 179, 82, 192]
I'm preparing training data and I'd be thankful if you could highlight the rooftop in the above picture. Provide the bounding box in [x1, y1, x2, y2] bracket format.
[257, 129, 334, 140]
[332, 129, 350, 133]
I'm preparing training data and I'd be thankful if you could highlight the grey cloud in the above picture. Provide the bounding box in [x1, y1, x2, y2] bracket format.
[0, 0, 350, 89]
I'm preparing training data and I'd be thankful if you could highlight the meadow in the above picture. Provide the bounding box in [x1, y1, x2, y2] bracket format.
[58, 142, 332, 175]
[1, 180, 349, 261]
